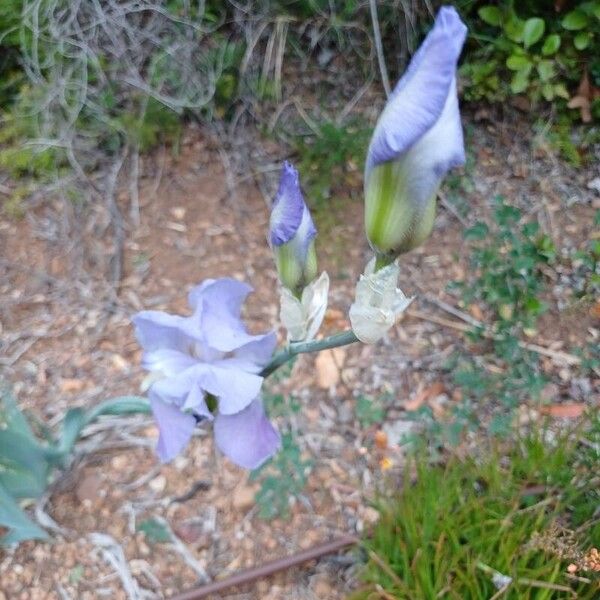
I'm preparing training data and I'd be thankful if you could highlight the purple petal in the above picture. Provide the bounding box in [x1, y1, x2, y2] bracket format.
[132, 311, 192, 353]
[288, 205, 317, 263]
[181, 381, 214, 420]
[149, 364, 209, 407]
[232, 331, 278, 371]
[365, 6, 467, 174]
[269, 162, 306, 247]
[150, 395, 196, 462]
[141, 348, 197, 377]
[188, 278, 264, 353]
[188, 278, 251, 316]
[201, 363, 264, 415]
[214, 399, 281, 469]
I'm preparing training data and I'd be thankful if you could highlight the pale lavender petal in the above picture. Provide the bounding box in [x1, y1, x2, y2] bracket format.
[365, 6, 467, 174]
[189, 278, 261, 352]
[141, 348, 197, 377]
[150, 395, 196, 462]
[132, 311, 192, 353]
[232, 331, 278, 371]
[286, 205, 317, 263]
[188, 278, 251, 316]
[181, 382, 214, 420]
[201, 363, 264, 415]
[269, 162, 306, 247]
[149, 364, 209, 407]
[214, 399, 281, 469]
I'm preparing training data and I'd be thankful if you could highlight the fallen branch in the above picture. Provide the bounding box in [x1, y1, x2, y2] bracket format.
[169, 535, 357, 599]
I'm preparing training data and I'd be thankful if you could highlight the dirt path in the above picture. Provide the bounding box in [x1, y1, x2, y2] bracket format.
[0, 118, 598, 599]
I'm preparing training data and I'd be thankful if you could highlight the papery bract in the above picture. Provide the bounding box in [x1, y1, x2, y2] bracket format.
[133, 278, 280, 468]
[269, 162, 318, 292]
[365, 6, 467, 257]
[280, 271, 329, 341]
[349, 259, 413, 343]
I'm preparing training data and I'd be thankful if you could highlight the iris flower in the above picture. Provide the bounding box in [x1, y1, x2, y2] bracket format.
[133, 278, 280, 469]
[365, 6, 467, 257]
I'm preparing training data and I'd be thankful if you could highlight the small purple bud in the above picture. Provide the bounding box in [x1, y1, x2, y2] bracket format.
[269, 162, 317, 292]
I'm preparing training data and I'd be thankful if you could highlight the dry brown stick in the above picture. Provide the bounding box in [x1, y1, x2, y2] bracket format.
[169, 535, 358, 600]
[407, 308, 581, 366]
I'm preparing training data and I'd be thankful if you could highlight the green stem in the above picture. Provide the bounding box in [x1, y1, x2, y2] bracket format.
[374, 253, 394, 271]
[260, 330, 359, 378]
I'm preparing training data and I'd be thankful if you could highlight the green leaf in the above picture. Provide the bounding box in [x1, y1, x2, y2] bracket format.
[506, 54, 531, 71]
[561, 10, 589, 30]
[83, 396, 150, 423]
[137, 518, 171, 543]
[523, 18, 545, 48]
[478, 6, 502, 26]
[504, 17, 525, 43]
[574, 31, 592, 50]
[541, 34, 561, 55]
[0, 430, 49, 499]
[510, 70, 530, 94]
[0, 481, 47, 545]
[536, 60, 555, 82]
[553, 83, 570, 99]
[464, 222, 489, 241]
[57, 408, 86, 458]
[542, 83, 555, 101]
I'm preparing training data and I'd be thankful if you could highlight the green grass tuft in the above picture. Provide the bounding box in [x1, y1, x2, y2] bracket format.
[351, 414, 600, 599]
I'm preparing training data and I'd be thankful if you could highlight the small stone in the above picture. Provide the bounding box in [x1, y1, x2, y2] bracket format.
[60, 378, 86, 393]
[111, 455, 128, 471]
[171, 207, 186, 220]
[76, 474, 103, 504]
[232, 484, 256, 511]
[374, 430, 388, 450]
[149, 475, 167, 493]
[313, 578, 333, 597]
[362, 506, 380, 525]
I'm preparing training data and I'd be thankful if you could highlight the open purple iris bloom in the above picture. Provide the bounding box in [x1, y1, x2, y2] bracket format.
[132, 278, 280, 469]
[269, 162, 318, 292]
[365, 6, 467, 256]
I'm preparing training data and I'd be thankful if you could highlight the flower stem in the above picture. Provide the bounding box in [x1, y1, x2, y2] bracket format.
[374, 253, 394, 271]
[260, 330, 359, 378]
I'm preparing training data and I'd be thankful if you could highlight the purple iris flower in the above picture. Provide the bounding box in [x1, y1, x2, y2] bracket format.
[132, 278, 280, 469]
[269, 162, 318, 292]
[365, 6, 467, 256]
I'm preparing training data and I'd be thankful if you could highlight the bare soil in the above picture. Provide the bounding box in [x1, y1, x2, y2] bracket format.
[0, 114, 598, 599]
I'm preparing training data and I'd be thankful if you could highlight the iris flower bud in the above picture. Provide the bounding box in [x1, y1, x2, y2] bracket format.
[365, 6, 467, 259]
[269, 162, 318, 294]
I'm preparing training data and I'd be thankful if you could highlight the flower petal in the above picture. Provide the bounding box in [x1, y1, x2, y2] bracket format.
[214, 399, 281, 469]
[189, 278, 268, 353]
[141, 348, 197, 377]
[132, 311, 192, 353]
[201, 363, 264, 415]
[365, 6, 467, 175]
[269, 161, 306, 247]
[232, 331, 277, 371]
[150, 395, 196, 462]
[149, 364, 208, 407]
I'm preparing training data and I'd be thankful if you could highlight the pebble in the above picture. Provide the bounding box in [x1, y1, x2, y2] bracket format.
[149, 475, 167, 493]
[232, 484, 256, 511]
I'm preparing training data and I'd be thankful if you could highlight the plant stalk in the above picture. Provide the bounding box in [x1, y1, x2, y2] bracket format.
[260, 330, 359, 378]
